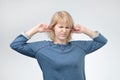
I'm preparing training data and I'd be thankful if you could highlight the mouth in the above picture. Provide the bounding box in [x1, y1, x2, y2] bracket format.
[60, 35, 68, 38]
[60, 34, 67, 36]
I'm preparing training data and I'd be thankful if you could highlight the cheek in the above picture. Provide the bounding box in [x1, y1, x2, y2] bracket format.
[54, 27, 61, 33]
[67, 29, 72, 34]
[54, 29, 60, 36]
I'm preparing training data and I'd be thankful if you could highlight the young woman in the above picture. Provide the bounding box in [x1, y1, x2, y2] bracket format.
[10, 11, 107, 80]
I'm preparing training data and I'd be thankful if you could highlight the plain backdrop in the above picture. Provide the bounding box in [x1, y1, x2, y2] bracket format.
[0, 0, 120, 80]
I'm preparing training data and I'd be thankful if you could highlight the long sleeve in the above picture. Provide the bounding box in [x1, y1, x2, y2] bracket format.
[72, 33, 108, 54]
[10, 35, 36, 58]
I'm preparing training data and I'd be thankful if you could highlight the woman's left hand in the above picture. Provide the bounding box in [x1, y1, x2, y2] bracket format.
[72, 24, 85, 33]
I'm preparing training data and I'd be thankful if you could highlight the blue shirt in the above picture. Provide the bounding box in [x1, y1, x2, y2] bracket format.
[10, 33, 107, 80]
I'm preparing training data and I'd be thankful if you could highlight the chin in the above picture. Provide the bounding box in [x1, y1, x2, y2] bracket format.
[59, 37, 67, 41]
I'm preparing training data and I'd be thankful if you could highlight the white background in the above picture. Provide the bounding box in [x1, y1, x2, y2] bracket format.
[0, 0, 120, 80]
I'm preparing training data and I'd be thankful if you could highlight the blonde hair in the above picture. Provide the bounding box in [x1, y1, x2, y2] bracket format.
[48, 11, 74, 42]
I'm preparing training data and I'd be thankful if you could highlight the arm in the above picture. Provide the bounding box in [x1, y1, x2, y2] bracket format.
[73, 24, 99, 38]
[10, 23, 51, 58]
[72, 24, 108, 54]
[25, 23, 51, 38]
[10, 35, 36, 58]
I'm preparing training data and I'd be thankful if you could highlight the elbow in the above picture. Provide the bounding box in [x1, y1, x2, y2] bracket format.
[10, 42, 17, 50]
[103, 38, 108, 45]
[10, 42, 15, 49]
[10, 42, 23, 53]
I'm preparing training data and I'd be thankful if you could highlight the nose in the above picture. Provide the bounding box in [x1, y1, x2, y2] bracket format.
[62, 28, 67, 32]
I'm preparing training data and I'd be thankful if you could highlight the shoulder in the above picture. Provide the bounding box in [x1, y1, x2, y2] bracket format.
[70, 40, 87, 48]
[70, 40, 89, 52]
[29, 40, 50, 48]
[28, 40, 50, 52]
[71, 40, 86, 45]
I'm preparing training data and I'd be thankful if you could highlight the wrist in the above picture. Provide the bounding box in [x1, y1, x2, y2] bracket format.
[82, 27, 88, 34]
[82, 28, 98, 38]
[21, 32, 31, 39]
[25, 27, 39, 38]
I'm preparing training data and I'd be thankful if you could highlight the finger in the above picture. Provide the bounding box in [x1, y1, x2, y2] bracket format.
[71, 28, 78, 33]
[44, 27, 52, 32]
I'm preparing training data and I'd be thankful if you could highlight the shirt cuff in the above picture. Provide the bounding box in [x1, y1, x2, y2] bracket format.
[91, 31, 99, 39]
[21, 32, 31, 39]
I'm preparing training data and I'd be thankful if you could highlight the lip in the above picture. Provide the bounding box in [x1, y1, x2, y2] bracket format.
[60, 35, 68, 37]
[60, 34, 67, 36]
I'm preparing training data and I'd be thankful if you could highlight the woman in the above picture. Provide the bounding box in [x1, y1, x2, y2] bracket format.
[10, 11, 107, 80]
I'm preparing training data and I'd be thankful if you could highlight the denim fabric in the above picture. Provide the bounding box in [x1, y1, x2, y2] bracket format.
[10, 33, 107, 80]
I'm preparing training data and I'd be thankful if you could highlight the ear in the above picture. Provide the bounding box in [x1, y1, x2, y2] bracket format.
[53, 24, 57, 31]
[48, 25, 55, 31]
[71, 28, 75, 33]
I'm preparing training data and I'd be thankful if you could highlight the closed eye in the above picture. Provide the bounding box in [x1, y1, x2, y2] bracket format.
[59, 26, 64, 28]
[66, 27, 71, 29]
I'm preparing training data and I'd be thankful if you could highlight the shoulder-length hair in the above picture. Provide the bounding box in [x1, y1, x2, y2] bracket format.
[48, 11, 74, 42]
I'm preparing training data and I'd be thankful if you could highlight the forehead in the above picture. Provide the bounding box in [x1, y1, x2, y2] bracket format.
[56, 22, 68, 27]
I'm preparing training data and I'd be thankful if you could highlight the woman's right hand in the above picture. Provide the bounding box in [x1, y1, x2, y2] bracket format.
[25, 23, 51, 38]
[35, 23, 51, 33]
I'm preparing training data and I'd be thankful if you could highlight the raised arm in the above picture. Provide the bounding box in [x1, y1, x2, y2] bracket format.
[25, 23, 51, 39]
[10, 23, 51, 58]
[72, 24, 108, 54]
[72, 24, 99, 38]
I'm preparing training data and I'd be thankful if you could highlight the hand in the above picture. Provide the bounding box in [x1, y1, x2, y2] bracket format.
[72, 24, 98, 38]
[25, 23, 52, 38]
[72, 24, 85, 33]
[35, 23, 52, 33]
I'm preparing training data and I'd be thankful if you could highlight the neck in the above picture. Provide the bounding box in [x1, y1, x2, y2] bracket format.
[53, 39, 67, 44]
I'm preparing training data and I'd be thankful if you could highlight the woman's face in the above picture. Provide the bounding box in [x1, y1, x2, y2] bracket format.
[53, 23, 72, 42]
